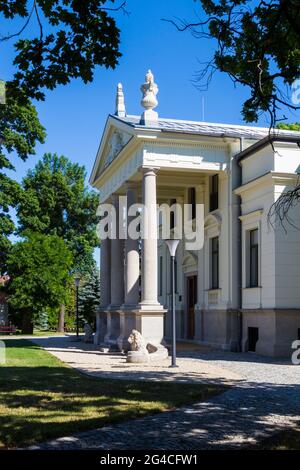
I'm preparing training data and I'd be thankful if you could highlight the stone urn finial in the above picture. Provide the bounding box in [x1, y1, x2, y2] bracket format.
[140, 69, 158, 125]
[115, 82, 126, 117]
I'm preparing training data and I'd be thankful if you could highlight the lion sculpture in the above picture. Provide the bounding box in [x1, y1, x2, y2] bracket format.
[127, 329, 148, 354]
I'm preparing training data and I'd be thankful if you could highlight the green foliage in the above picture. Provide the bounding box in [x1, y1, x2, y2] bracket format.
[0, 0, 122, 271]
[181, 1, 300, 122]
[276, 122, 300, 131]
[17, 153, 99, 272]
[0, 87, 45, 271]
[7, 232, 73, 319]
[0, 0, 121, 101]
[78, 266, 100, 326]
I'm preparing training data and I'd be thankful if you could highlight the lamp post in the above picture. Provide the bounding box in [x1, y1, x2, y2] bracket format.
[74, 274, 81, 341]
[165, 239, 180, 368]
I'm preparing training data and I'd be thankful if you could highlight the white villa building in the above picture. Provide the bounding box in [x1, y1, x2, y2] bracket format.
[90, 71, 300, 357]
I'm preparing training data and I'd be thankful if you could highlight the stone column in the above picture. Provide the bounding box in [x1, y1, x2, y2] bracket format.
[124, 183, 140, 307]
[105, 195, 124, 349]
[140, 168, 160, 308]
[94, 236, 110, 346]
[117, 183, 140, 350]
[194, 184, 205, 341]
[110, 195, 125, 308]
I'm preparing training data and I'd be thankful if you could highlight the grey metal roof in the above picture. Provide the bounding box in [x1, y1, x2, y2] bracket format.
[112, 114, 300, 140]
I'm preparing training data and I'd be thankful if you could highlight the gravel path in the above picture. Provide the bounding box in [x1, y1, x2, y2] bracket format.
[27, 336, 299, 450]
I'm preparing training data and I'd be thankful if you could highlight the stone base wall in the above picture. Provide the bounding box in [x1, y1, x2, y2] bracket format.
[242, 309, 300, 357]
[164, 308, 240, 351]
[96, 308, 167, 352]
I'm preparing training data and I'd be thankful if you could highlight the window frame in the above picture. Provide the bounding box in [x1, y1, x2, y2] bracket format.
[210, 236, 219, 290]
[209, 174, 219, 212]
[249, 228, 259, 288]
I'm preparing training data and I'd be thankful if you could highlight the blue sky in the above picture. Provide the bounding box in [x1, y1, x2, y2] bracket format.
[2, 0, 298, 184]
[2, 0, 299, 262]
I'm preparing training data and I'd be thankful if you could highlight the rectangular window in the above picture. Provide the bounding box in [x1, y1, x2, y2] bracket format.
[159, 256, 163, 296]
[209, 174, 219, 212]
[188, 188, 196, 220]
[249, 229, 259, 287]
[211, 236, 219, 289]
[170, 198, 176, 229]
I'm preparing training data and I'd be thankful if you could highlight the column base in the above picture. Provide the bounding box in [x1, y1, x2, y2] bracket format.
[98, 305, 168, 358]
[94, 309, 108, 346]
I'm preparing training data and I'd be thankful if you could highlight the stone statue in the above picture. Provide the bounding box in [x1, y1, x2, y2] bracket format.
[83, 323, 93, 343]
[127, 329, 150, 363]
[140, 70, 159, 125]
[126, 328, 169, 364]
[128, 329, 148, 353]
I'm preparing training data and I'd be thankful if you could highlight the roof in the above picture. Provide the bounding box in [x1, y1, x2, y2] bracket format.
[236, 134, 300, 163]
[111, 114, 300, 140]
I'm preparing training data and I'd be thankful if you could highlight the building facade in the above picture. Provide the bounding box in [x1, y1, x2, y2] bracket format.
[90, 71, 300, 357]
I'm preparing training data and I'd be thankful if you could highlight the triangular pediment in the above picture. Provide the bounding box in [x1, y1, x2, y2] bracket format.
[90, 116, 134, 185]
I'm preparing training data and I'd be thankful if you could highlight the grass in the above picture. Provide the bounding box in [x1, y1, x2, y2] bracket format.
[257, 428, 300, 450]
[0, 339, 226, 448]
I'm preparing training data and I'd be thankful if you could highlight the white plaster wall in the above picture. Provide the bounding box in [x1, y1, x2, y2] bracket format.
[240, 183, 276, 309]
[274, 144, 300, 173]
[274, 184, 300, 308]
[143, 142, 228, 172]
[241, 146, 274, 185]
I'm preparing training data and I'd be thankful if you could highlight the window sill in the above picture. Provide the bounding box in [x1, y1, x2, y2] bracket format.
[243, 286, 262, 291]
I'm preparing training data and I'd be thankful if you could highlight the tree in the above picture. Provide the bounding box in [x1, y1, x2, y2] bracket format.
[0, 0, 124, 101]
[17, 153, 100, 330]
[0, 89, 45, 272]
[78, 266, 100, 327]
[0, 1, 126, 271]
[165, 0, 300, 124]
[277, 122, 300, 131]
[7, 232, 73, 333]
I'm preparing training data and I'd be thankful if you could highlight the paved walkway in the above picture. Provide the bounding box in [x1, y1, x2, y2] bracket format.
[28, 336, 299, 450]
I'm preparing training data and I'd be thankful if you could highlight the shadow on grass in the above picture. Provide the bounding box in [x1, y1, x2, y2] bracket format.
[0, 339, 225, 448]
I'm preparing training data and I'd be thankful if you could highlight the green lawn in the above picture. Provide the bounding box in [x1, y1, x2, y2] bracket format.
[258, 428, 300, 450]
[0, 339, 226, 448]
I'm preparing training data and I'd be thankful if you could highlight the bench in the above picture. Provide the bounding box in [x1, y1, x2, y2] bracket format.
[0, 325, 16, 335]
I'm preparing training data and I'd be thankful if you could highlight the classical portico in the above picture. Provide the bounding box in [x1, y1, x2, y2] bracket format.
[90, 70, 244, 353]
[90, 70, 300, 357]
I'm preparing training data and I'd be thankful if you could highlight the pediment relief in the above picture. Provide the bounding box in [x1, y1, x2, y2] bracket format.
[96, 129, 132, 180]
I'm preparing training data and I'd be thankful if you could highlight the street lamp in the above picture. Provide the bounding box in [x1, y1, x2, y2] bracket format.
[165, 239, 180, 368]
[74, 273, 81, 341]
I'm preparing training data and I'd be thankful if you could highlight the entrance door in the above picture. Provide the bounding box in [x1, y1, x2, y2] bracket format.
[187, 275, 197, 339]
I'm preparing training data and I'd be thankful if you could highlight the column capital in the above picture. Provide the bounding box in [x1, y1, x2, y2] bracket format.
[140, 166, 160, 176]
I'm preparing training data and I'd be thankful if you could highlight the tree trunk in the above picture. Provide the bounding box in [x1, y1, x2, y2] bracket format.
[21, 309, 33, 334]
[57, 304, 65, 332]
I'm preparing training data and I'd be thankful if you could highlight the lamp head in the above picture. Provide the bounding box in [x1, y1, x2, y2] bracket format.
[165, 239, 180, 257]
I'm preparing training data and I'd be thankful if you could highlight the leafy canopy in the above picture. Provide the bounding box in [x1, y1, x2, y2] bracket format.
[166, 0, 300, 124]
[17, 153, 99, 273]
[7, 231, 73, 312]
[0, 1, 124, 273]
[276, 122, 300, 131]
[0, 0, 122, 101]
[0, 88, 45, 272]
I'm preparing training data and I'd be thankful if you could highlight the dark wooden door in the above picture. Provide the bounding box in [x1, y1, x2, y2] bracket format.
[187, 275, 197, 339]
